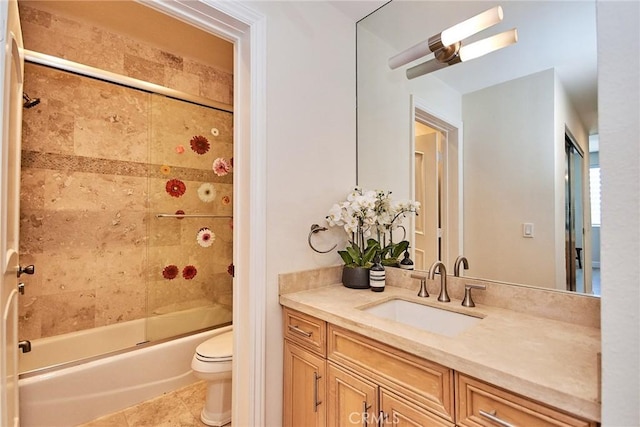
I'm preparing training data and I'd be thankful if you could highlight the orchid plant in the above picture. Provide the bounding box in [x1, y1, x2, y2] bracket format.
[326, 188, 420, 268]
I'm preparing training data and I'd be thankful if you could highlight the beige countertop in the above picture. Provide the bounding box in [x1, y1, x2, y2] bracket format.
[280, 283, 601, 422]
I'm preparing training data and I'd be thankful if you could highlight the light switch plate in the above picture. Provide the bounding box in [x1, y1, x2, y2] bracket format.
[523, 223, 534, 238]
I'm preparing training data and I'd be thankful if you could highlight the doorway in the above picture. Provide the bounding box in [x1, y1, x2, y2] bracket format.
[414, 122, 443, 270]
[564, 132, 586, 292]
[411, 98, 462, 271]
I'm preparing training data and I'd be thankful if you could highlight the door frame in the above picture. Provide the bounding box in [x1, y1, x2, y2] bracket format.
[410, 96, 463, 270]
[137, 2, 268, 425]
[1, 0, 25, 425]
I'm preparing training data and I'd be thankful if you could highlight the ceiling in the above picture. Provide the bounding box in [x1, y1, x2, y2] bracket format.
[344, 0, 598, 135]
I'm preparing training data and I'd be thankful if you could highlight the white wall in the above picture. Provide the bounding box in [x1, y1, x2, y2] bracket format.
[241, 2, 357, 425]
[598, 1, 640, 425]
[462, 70, 557, 288]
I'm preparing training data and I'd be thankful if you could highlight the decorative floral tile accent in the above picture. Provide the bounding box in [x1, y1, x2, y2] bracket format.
[197, 183, 216, 203]
[166, 179, 186, 197]
[183, 265, 197, 280]
[190, 135, 210, 155]
[211, 127, 219, 136]
[175, 145, 185, 154]
[227, 263, 234, 277]
[160, 165, 171, 175]
[196, 227, 215, 247]
[162, 265, 179, 280]
[175, 209, 185, 219]
[221, 195, 231, 205]
[213, 157, 231, 177]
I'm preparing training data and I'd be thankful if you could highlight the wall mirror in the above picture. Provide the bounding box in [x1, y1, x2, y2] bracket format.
[357, 0, 599, 295]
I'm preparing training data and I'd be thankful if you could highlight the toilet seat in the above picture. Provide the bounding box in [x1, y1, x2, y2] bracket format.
[195, 331, 233, 362]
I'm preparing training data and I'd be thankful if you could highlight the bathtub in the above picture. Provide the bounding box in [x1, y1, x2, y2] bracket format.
[18, 305, 232, 427]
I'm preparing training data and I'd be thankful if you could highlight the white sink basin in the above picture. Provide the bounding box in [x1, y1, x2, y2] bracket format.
[361, 298, 481, 337]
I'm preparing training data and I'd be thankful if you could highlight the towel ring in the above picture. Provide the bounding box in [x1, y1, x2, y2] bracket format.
[308, 224, 337, 254]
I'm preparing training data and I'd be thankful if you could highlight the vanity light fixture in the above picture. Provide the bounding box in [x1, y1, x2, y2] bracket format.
[388, 5, 518, 79]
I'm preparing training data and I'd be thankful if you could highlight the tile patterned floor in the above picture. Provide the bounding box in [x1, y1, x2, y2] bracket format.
[77, 381, 212, 427]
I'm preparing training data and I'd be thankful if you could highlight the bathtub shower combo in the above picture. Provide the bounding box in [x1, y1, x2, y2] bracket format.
[17, 49, 234, 426]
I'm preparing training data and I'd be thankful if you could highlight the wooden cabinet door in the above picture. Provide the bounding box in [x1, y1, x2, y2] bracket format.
[328, 363, 379, 426]
[283, 341, 326, 427]
[379, 388, 454, 427]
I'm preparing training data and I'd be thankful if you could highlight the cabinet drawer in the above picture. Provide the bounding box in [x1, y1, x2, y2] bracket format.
[456, 373, 596, 427]
[283, 308, 326, 356]
[328, 324, 454, 422]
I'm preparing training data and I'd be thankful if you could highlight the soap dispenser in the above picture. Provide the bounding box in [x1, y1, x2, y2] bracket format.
[369, 253, 386, 292]
[399, 250, 414, 271]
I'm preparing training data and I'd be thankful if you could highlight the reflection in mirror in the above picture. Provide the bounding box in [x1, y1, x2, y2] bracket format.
[357, 1, 599, 295]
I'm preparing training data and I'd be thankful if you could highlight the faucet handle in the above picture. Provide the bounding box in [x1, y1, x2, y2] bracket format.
[462, 284, 486, 307]
[411, 274, 429, 298]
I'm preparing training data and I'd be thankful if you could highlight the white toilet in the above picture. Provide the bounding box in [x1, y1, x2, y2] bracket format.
[191, 330, 233, 426]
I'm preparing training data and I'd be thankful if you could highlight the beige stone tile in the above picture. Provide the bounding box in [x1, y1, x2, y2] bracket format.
[39, 208, 147, 253]
[159, 51, 185, 71]
[94, 252, 147, 327]
[19, 208, 45, 255]
[76, 411, 129, 427]
[18, 4, 52, 29]
[19, 168, 46, 210]
[149, 96, 233, 169]
[124, 54, 165, 87]
[21, 105, 76, 155]
[23, 250, 97, 296]
[278, 265, 343, 295]
[164, 68, 201, 99]
[72, 86, 149, 163]
[199, 68, 234, 106]
[48, 13, 102, 44]
[39, 291, 96, 337]
[123, 391, 199, 427]
[43, 171, 148, 212]
[175, 381, 208, 423]
[18, 293, 42, 341]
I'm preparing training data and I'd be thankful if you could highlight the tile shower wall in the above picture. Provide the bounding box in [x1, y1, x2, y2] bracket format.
[17, 5, 233, 341]
[17, 3, 233, 105]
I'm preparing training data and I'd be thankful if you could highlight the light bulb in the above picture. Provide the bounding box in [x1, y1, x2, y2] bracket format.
[441, 6, 503, 46]
[459, 28, 518, 62]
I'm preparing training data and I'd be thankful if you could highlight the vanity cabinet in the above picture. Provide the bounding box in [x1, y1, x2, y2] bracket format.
[282, 307, 596, 427]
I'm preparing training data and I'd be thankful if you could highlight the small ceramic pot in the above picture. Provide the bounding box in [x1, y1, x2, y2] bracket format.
[342, 266, 370, 289]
